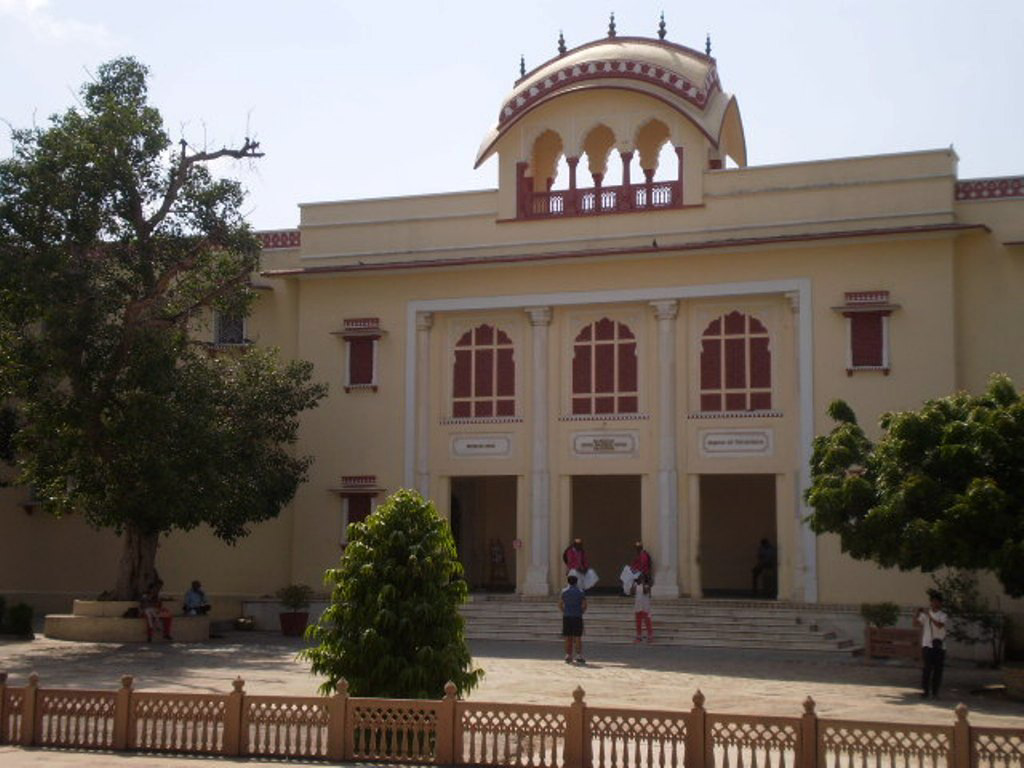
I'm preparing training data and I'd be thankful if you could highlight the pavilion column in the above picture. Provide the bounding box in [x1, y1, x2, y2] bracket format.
[523, 306, 553, 595]
[567, 156, 579, 213]
[650, 299, 680, 597]
[620, 151, 633, 210]
[415, 311, 434, 498]
[675, 145, 685, 205]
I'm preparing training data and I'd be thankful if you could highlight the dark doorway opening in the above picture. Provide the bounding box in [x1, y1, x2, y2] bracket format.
[450, 476, 517, 592]
[569, 475, 641, 595]
[699, 474, 777, 599]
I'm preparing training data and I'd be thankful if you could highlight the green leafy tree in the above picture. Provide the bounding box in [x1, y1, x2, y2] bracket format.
[806, 374, 1024, 597]
[303, 489, 483, 698]
[0, 57, 326, 599]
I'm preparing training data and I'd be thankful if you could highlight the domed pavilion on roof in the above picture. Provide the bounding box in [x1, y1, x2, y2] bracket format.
[476, 36, 746, 220]
[4, 21, 1024, 644]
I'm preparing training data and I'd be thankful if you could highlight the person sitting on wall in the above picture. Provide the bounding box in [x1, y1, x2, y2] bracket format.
[751, 538, 777, 597]
[183, 580, 211, 616]
[140, 580, 173, 642]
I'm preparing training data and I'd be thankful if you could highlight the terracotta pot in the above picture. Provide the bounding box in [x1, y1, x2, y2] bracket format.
[279, 611, 309, 637]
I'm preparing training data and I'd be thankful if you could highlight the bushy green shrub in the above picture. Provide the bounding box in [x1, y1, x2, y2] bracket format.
[302, 489, 482, 698]
[860, 602, 900, 628]
[276, 584, 314, 611]
[6, 603, 34, 638]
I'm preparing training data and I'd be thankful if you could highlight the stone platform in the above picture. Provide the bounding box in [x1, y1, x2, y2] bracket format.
[43, 599, 210, 643]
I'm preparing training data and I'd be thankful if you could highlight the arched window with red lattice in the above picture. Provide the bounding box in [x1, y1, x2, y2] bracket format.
[699, 311, 771, 412]
[571, 318, 638, 415]
[452, 324, 515, 418]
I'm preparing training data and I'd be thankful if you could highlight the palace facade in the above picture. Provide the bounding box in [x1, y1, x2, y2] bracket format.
[4, 33, 1024, 611]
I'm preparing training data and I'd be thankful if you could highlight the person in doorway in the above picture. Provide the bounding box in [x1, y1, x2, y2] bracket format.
[140, 580, 173, 642]
[559, 573, 587, 664]
[914, 590, 947, 698]
[631, 573, 654, 642]
[183, 580, 211, 616]
[751, 538, 777, 597]
[631, 541, 652, 581]
[563, 537, 588, 574]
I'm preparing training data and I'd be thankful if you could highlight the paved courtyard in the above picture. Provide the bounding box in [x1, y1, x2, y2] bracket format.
[0, 631, 1021, 766]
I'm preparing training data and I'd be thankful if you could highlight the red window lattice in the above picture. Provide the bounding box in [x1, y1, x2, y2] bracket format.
[571, 318, 638, 415]
[699, 311, 772, 412]
[452, 324, 515, 418]
[348, 339, 375, 386]
[346, 495, 372, 526]
[850, 312, 885, 368]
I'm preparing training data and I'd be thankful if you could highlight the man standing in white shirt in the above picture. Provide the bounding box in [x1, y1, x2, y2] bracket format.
[914, 590, 948, 698]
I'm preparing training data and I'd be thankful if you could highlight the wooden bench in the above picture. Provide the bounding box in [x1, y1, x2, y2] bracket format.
[865, 627, 922, 660]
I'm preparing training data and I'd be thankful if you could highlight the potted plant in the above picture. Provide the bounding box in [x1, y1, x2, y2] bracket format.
[276, 584, 314, 637]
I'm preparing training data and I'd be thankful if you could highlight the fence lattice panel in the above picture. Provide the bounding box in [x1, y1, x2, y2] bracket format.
[131, 692, 227, 754]
[818, 720, 953, 768]
[589, 706, 688, 768]
[458, 702, 567, 767]
[2, 687, 25, 744]
[708, 714, 801, 768]
[349, 699, 441, 763]
[36, 689, 116, 749]
[972, 727, 1024, 768]
[244, 695, 330, 758]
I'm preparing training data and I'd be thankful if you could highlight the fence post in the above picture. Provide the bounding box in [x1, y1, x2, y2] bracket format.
[800, 697, 818, 768]
[223, 677, 245, 756]
[435, 681, 457, 765]
[326, 678, 349, 761]
[0, 672, 7, 745]
[685, 690, 706, 768]
[112, 675, 134, 751]
[565, 686, 586, 768]
[953, 704, 970, 768]
[21, 673, 38, 747]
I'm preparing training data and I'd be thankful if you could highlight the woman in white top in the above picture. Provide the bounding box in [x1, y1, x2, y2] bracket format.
[631, 574, 653, 643]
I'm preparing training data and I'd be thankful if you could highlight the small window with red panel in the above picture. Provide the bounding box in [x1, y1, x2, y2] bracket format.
[571, 318, 639, 415]
[452, 324, 516, 419]
[338, 318, 383, 392]
[699, 311, 772, 412]
[833, 291, 898, 374]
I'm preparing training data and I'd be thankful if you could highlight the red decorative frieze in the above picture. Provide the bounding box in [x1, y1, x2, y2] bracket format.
[955, 177, 1024, 201]
[258, 230, 301, 249]
[843, 291, 890, 305]
[341, 475, 377, 488]
[500, 58, 718, 126]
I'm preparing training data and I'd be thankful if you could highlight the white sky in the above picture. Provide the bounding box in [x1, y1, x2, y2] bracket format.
[1, 0, 1021, 231]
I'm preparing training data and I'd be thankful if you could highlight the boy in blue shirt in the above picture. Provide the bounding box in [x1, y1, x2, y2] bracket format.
[559, 573, 588, 664]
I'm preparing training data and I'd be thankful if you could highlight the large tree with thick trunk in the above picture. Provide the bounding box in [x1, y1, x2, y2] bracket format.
[0, 57, 326, 599]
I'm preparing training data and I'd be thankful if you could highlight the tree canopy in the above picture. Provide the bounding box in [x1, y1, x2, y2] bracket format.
[805, 374, 1024, 597]
[303, 490, 483, 698]
[0, 57, 326, 598]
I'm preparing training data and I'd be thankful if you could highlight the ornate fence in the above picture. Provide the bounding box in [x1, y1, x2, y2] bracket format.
[1, 671, 1021, 767]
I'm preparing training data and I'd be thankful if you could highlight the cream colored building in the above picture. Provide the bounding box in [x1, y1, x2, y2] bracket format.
[3, 34, 1024, 612]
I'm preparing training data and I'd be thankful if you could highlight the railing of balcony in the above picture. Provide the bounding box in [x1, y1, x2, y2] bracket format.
[525, 181, 680, 219]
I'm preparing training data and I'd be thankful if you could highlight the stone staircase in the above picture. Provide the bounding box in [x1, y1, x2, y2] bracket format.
[461, 594, 860, 654]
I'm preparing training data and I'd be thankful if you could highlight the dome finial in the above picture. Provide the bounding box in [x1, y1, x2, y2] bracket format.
[658, 12, 667, 40]
[558, 30, 567, 56]
[705, 33, 712, 56]
[608, 12, 617, 38]
[519, 54, 525, 78]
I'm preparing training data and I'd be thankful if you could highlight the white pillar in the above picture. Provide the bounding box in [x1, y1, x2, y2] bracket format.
[787, 289, 817, 602]
[650, 299, 680, 597]
[415, 311, 433, 498]
[523, 306, 552, 595]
